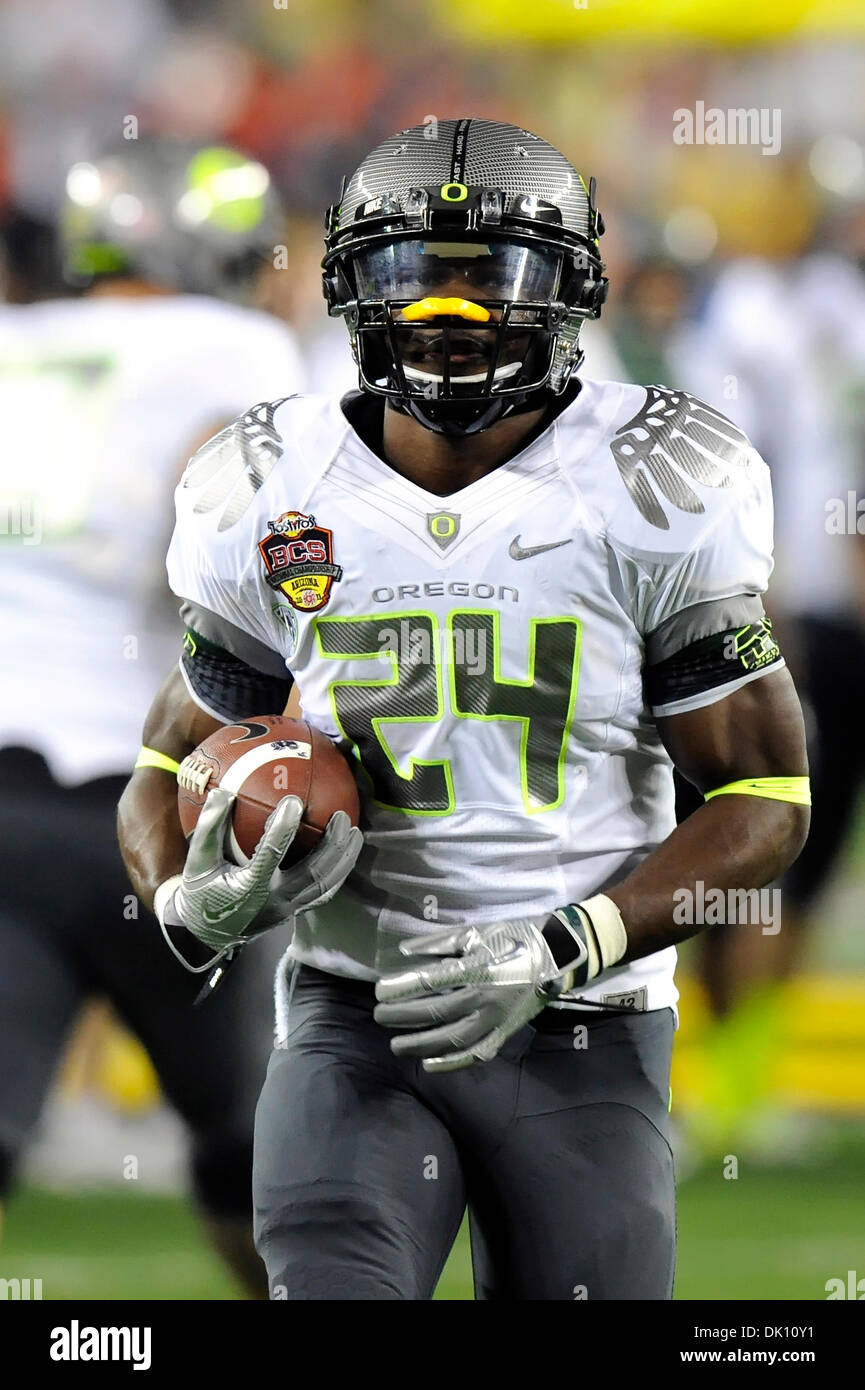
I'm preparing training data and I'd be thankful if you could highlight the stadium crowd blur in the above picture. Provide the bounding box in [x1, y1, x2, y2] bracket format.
[2, 0, 865, 1180]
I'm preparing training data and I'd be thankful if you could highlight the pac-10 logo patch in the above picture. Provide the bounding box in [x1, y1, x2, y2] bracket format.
[258, 510, 343, 613]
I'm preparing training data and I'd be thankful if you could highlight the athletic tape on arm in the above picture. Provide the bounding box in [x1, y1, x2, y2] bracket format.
[135, 746, 181, 775]
[703, 776, 811, 806]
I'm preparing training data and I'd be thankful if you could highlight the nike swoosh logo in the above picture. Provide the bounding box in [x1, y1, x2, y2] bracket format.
[508, 535, 573, 561]
[202, 902, 241, 925]
[230, 721, 270, 743]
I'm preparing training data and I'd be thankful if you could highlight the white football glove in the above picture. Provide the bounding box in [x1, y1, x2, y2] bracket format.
[374, 900, 627, 1073]
[154, 785, 362, 960]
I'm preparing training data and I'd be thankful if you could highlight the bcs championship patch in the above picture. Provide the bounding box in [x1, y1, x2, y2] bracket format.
[258, 510, 343, 613]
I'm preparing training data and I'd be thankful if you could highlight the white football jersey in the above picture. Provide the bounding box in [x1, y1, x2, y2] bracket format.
[0, 294, 304, 783]
[168, 380, 777, 1010]
[673, 256, 865, 621]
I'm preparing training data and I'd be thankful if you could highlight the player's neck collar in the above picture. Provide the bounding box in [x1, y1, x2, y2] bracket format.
[338, 379, 582, 467]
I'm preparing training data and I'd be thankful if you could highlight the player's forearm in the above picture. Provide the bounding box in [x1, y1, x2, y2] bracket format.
[119, 667, 227, 911]
[604, 796, 810, 962]
[118, 771, 189, 913]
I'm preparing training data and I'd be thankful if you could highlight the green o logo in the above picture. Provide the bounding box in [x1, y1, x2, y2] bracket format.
[440, 182, 468, 202]
[430, 513, 456, 538]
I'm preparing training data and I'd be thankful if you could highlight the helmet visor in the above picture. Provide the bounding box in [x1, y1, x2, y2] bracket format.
[353, 238, 563, 304]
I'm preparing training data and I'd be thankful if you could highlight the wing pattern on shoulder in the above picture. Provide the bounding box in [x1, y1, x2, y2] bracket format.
[610, 386, 750, 530]
[182, 397, 294, 532]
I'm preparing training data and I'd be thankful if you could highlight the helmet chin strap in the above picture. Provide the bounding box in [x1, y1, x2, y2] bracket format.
[402, 396, 514, 436]
[397, 382, 555, 437]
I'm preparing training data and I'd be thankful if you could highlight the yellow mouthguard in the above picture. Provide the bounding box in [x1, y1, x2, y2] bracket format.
[400, 297, 491, 322]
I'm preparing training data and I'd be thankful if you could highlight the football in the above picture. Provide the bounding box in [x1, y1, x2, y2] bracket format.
[176, 715, 360, 866]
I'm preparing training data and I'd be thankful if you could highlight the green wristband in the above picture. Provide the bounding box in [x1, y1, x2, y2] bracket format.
[135, 746, 181, 776]
[703, 776, 810, 806]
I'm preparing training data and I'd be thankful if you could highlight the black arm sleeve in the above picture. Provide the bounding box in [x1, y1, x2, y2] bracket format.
[644, 595, 783, 716]
[177, 600, 294, 723]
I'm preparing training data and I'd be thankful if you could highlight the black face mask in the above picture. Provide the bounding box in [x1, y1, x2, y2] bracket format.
[346, 237, 569, 434]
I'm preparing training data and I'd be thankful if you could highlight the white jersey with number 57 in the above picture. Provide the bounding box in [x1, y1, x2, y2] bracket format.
[167, 380, 777, 1010]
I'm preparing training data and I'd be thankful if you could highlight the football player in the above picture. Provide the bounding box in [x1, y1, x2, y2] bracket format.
[0, 138, 303, 1292]
[119, 119, 810, 1300]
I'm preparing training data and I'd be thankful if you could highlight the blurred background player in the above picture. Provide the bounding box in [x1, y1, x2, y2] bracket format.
[0, 136, 304, 1293]
[255, 215, 356, 396]
[582, 227, 865, 1154]
[678, 220, 865, 1153]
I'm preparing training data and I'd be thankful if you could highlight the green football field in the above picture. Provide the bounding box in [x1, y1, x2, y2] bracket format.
[3, 1142, 864, 1300]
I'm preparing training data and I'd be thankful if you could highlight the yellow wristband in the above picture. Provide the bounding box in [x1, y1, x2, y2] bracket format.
[704, 776, 810, 807]
[135, 746, 181, 776]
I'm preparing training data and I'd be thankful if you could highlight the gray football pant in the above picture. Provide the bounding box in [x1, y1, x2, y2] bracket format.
[253, 964, 676, 1301]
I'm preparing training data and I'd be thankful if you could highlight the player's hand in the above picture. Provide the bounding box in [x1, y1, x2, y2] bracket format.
[155, 786, 304, 951]
[251, 808, 363, 931]
[373, 917, 579, 1073]
[156, 787, 363, 953]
